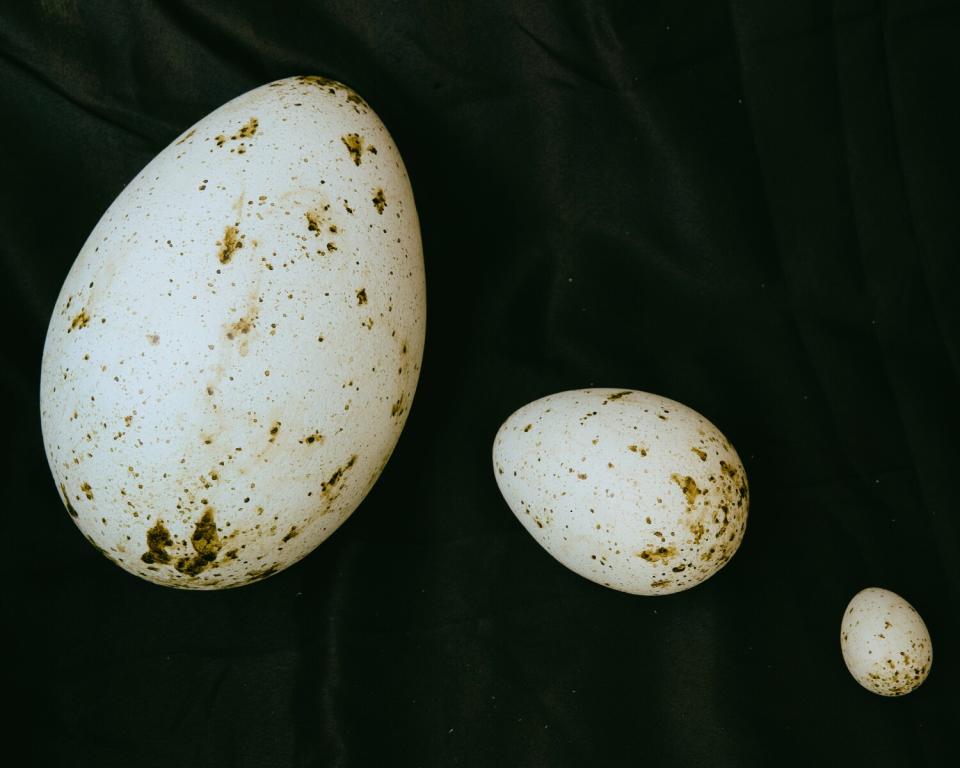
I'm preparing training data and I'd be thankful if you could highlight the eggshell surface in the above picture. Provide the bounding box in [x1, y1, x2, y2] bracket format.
[840, 588, 932, 696]
[492, 389, 748, 595]
[40, 76, 425, 588]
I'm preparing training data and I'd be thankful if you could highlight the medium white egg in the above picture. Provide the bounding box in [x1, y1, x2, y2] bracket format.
[840, 587, 932, 696]
[40, 76, 425, 588]
[492, 389, 748, 595]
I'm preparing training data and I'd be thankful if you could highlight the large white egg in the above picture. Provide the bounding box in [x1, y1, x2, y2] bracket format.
[840, 587, 932, 696]
[40, 76, 425, 588]
[492, 389, 748, 595]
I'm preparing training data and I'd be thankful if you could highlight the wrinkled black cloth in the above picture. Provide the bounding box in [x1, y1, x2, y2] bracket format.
[1, 1, 958, 766]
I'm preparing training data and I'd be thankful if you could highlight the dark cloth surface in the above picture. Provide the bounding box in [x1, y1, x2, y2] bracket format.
[1, 1, 958, 765]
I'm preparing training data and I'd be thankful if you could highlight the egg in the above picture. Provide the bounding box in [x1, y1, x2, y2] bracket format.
[39, 76, 425, 588]
[840, 587, 932, 696]
[492, 389, 748, 595]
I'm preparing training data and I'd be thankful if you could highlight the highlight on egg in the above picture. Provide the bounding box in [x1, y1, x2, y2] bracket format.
[40, 76, 426, 588]
[840, 587, 932, 696]
[492, 389, 748, 595]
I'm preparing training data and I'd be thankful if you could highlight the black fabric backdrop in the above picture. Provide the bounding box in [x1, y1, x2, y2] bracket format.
[1, 1, 958, 765]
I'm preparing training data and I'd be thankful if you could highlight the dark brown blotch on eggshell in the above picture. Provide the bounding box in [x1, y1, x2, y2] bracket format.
[215, 117, 258, 148]
[226, 309, 257, 340]
[341, 134, 364, 165]
[217, 225, 243, 264]
[637, 546, 677, 563]
[305, 210, 323, 233]
[142, 520, 173, 565]
[60, 483, 78, 518]
[671, 473, 700, 508]
[68, 310, 90, 332]
[296, 75, 368, 108]
[174, 508, 222, 576]
[243, 564, 280, 583]
[319, 455, 358, 508]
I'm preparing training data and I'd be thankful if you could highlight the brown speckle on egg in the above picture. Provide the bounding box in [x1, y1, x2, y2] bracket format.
[226, 309, 257, 340]
[670, 473, 700, 508]
[321, 455, 357, 499]
[637, 546, 677, 563]
[341, 133, 363, 165]
[305, 210, 323, 233]
[217, 225, 243, 264]
[68, 310, 90, 332]
[174, 508, 222, 576]
[215, 117, 258, 148]
[60, 483, 79, 518]
[141, 520, 173, 565]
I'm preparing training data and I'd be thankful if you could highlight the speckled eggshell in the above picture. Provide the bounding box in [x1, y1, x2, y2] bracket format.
[492, 389, 748, 595]
[39, 76, 425, 589]
[840, 588, 932, 696]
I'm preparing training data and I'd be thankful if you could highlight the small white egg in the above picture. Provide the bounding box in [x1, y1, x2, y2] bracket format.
[840, 587, 932, 696]
[492, 389, 748, 595]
